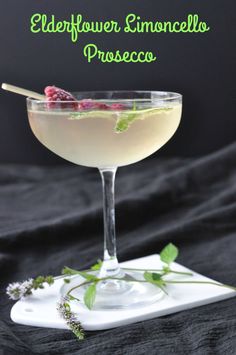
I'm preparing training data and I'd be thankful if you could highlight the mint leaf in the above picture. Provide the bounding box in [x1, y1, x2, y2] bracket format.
[152, 273, 162, 281]
[160, 243, 178, 265]
[91, 259, 103, 271]
[115, 111, 137, 133]
[62, 266, 98, 281]
[144, 271, 162, 283]
[63, 278, 71, 284]
[144, 271, 167, 294]
[69, 107, 172, 133]
[45, 276, 54, 285]
[115, 107, 172, 133]
[84, 283, 97, 310]
[62, 266, 80, 275]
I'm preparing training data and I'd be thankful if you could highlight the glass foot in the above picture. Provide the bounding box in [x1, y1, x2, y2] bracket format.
[61, 271, 164, 310]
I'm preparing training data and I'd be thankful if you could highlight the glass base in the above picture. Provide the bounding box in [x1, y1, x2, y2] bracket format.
[61, 271, 164, 310]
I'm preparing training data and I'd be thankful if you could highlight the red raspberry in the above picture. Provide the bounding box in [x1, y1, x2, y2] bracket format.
[94, 102, 109, 110]
[109, 103, 125, 110]
[77, 100, 109, 111]
[77, 99, 95, 110]
[44, 86, 78, 109]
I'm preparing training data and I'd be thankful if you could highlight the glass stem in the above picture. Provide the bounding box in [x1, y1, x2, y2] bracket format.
[99, 168, 121, 278]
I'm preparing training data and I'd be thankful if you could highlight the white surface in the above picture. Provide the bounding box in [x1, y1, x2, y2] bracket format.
[11, 254, 236, 331]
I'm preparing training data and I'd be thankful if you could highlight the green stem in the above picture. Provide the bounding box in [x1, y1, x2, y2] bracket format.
[165, 280, 236, 291]
[65, 276, 236, 303]
[112, 277, 147, 283]
[168, 270, 193, 276]
[66, 276, 147, 298]
[66, 277, 113, 298]
[69, 295, 81, 302]
[67, 280, 93, 297]
[121, 267, 193, 276]
[63, 266, 193, 278]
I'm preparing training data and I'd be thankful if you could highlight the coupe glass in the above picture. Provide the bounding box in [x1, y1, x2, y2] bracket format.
[27, 91, 182, 309]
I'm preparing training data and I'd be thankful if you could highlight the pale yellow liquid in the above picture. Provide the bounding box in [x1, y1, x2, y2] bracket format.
[28, 104, 182, 168]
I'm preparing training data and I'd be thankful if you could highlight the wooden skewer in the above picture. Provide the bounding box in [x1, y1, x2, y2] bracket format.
[1, 83, 46, 100]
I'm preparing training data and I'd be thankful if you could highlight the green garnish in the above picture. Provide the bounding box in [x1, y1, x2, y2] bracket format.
[6, 242, 236, 341]
[160, 243, 178, 266]
[115, 107, 173, 133]
[83, 283, 97, 310]
[90, 259, 103, 271]
[69, 106, 173, 133]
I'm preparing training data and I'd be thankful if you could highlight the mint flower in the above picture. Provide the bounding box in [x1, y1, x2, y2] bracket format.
[57, 297, 85, 340]
[6, 275, 54, 301]
[6, 279, 33, 300]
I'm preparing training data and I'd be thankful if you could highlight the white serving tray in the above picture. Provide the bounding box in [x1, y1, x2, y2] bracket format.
[11, 254, 236, 331]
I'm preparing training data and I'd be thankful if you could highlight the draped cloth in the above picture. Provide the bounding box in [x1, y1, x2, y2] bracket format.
[1, 142, 236, 354]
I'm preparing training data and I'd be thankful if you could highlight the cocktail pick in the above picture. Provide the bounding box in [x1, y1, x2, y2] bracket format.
[1, 83, 45, 100]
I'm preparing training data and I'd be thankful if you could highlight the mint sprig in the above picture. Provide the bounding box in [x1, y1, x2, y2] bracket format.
[69, 106, 173, 133]
[115, 107, 172, 133]
[6, 243, 236, 342]
[62, 266, 98, 282]
[115, 101, 137, 133]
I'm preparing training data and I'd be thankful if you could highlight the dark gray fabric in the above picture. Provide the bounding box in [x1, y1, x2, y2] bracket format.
[1, 143, 236, 354]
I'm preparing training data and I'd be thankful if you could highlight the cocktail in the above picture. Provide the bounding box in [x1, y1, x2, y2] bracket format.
[3, 85, 182, 309]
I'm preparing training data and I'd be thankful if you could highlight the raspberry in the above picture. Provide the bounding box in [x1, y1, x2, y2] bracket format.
[94, 102, 109, 110]
[77, 100, 109, 111]
[44, 86, 78, 109]
[77, 99, 95, 110]
[109, 103, 125, 110]
[44, 86, 126, 112]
